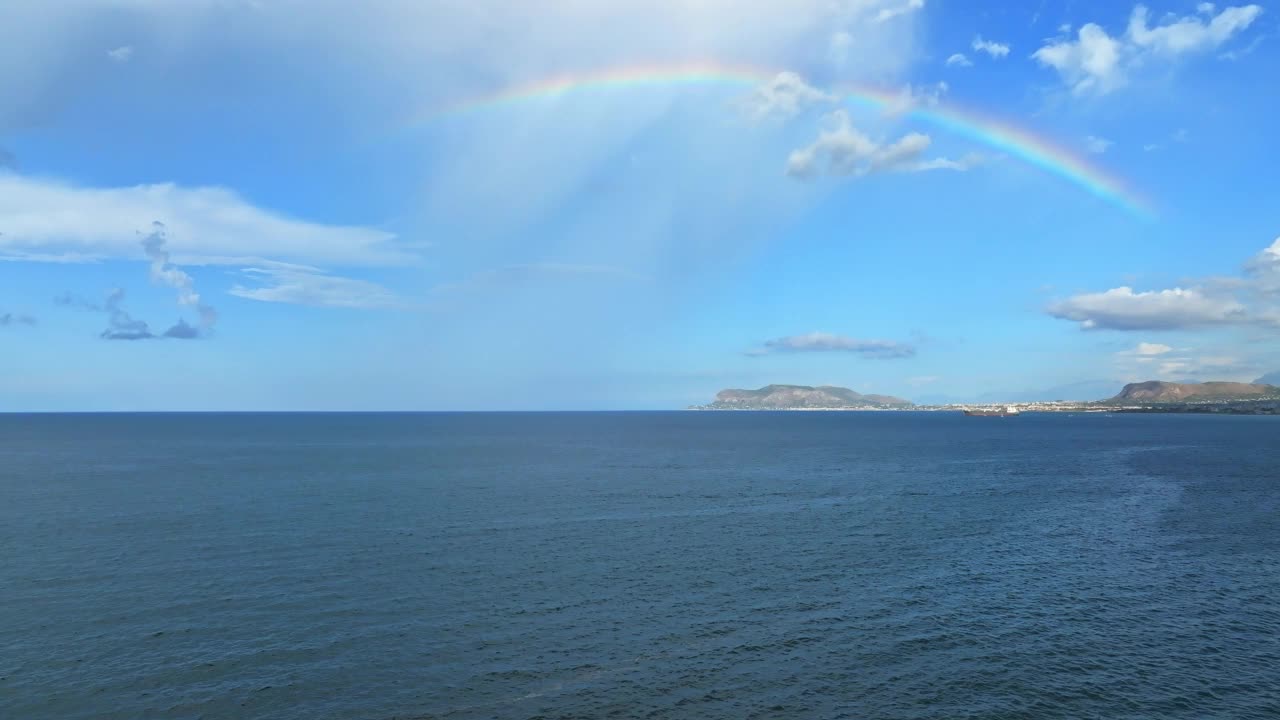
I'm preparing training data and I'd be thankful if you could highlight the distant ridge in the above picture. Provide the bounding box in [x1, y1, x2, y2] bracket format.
[1110, 380, 1280, 403]
[700, 384, 912, 410]
[1255, 371, 1280, 386]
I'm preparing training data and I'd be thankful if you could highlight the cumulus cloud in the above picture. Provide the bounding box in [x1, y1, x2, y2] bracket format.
[1047, 287, 1248, 330]
[748, 332, 917, 359]
[1048, 236, 1280, 331]
[786, 110, 978, 179]
[229, 263, 403, 309]
[1033, 3, 1263, 95]
[740, 72, 834, 120]
[946, 53, 973, 67]
[972, 36, 1010, 58]
[0, 173, 404, 267]
[1085, 135, 1113, 154]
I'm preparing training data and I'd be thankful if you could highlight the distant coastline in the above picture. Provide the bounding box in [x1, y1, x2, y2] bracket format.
[692, 381, 1280, 415]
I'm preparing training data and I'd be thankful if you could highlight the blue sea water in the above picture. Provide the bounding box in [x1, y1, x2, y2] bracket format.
[1, 411, 1278, 719]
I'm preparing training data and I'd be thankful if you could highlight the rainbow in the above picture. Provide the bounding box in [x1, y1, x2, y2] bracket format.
[421, 62, 1155, 218]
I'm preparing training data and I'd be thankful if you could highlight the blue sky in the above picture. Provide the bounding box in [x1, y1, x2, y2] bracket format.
[2, 0, 1278, 410]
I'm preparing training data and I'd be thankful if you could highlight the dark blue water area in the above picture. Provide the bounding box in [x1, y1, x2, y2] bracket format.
[1, 411, 1278, 719]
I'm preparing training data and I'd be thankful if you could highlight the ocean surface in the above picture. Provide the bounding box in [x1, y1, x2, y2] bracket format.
[2, 411, 1278, 719]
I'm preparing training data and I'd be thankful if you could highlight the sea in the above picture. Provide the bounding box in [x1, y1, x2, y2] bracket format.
[1, 411, 1278, 719]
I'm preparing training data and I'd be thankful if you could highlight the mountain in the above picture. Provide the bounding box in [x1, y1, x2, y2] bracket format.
[1255, 371, 1280, 385]
[1110, 381, 1280, 403]
[702, 384, 912, 409]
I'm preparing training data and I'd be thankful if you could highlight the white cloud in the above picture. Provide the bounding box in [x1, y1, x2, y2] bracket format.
[740, 72, 835, 120]
[1127, 3, 1261, 55]
[972, 36, 1011, 58]
[229, 263, 403, 309]
[873, 0, 925, 24]
[945, 53, 973, 67]
[106, 45, 133, 63]
[1034, 23, 1127, 95]
[1049, 237, 1280, 331]
[1033, 4, 1263, 95]
[750, 332, 917, 358]
[0, 173, 404, 267]
[786, 110, 977, 179]
[1048, 287, 1247, 330]
[1085, 135, 1113, 154]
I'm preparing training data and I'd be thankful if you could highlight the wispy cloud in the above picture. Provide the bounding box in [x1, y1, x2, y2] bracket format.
[1114, 341, 1256, 382]
[748, 332, 917, 359]
[57, 288, 158, 341]
[882, 81, 949, 116]
[1085, 135, 1113, 154]
[0, 174, 404, 267]
[425, 262, 645, 311]
[55, 226, 218, 339]
[945, 53, 973, 67]
[907, 375, 941, 386]
[106, 45, 133, 63]
[873, 0, 924, 24]
[230, 262, 403, 309]
[0, 311, 36, 327]
[140, 223, 217, 333]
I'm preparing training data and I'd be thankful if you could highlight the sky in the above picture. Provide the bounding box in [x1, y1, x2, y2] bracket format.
[1, 0, 1278, 410]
